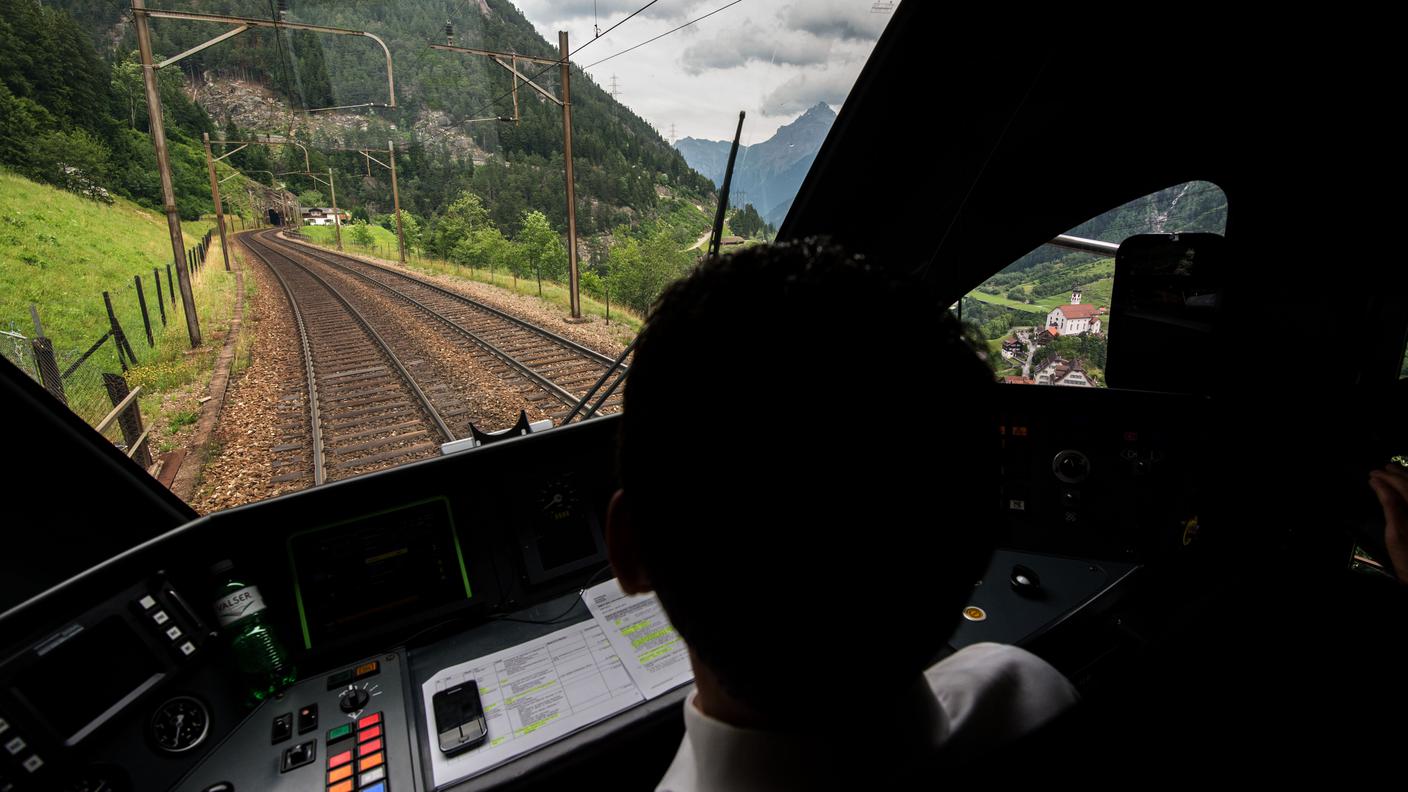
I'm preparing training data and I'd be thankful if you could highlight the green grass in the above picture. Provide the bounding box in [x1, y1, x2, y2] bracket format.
[299, 225, 645, 333]
[1, 169, 239, 430]
[968, 257, 1115, 317]
[967, 290, 1049, 313]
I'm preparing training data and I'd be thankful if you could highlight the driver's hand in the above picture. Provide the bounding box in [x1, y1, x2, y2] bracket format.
[1369, 464, 1408, 584]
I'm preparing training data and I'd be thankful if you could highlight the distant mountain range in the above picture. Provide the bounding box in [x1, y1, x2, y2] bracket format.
[674, 102, 836, 227]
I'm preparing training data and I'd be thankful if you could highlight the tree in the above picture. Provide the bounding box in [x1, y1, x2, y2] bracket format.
[29, 128, 112, 202]
[451, 226, 510, 281]
[514, 210, 566, 297]
[349, 220, 374, 249]
[298, 190, 324, 207]
[427, 191, 491, 258]
[607, 227, 692, 314]
[385, 208, 422, 250]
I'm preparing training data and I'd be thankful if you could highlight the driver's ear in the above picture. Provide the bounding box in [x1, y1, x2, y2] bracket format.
[606, 489, 653, 595]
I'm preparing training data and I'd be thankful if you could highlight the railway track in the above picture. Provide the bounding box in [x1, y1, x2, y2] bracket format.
[256, 231, 626, 418]
[241, 234, 454, 487]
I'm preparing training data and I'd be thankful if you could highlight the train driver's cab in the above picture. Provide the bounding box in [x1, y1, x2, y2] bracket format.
[2, 6, 1407, 790]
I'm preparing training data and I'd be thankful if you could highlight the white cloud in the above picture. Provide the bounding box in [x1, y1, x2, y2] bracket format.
[782, 0, 893, 41]
[680, 25, 835, 74]
[509, 0, 895, 140]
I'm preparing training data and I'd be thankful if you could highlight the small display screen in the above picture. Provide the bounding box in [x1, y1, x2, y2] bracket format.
[288, 498, 471, 649]
[11, 616, 163, 745]
[519, 472, 607, 584]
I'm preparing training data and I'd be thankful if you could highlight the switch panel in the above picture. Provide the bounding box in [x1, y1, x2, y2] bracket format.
[174, 651, 413, 792]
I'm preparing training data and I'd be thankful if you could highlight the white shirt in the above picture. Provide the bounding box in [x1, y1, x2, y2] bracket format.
[655, 643, 1078, 792]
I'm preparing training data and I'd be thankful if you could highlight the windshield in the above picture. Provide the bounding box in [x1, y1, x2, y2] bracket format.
[0, 1, 899, 519]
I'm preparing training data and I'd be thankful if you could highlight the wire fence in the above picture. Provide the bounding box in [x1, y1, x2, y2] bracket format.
[5, 225, 233, 471]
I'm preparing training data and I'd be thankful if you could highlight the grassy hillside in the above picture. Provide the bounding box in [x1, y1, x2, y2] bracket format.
[0, 169, 238, 427]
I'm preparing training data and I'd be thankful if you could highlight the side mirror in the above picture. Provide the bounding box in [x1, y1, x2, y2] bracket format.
[1105, 233, 1225, 393]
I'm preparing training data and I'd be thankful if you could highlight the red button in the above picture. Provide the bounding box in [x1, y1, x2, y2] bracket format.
[328, 749, 352, 769]
[359, 737, 383, 756]
[358, 751, 384, 772]
[358, 712, 382, 729]
[358, 724, 382, 742]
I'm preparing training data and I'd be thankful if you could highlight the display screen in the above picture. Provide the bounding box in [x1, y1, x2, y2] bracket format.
[288, 498, 472, 649]
[11, 616, 163, 745]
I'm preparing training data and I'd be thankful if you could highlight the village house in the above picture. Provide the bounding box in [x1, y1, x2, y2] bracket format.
[1001, 337, 1025, 359]
[1033, 356, 1094, 387]
[300, 207, 350, 226]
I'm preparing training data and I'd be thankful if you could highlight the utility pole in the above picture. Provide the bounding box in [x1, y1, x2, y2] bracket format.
[133, 0, 200, 347]
[328, 168, 343, 251]
[328, 142, 407, 263]
[130, 4, 402, 345]
[559, 32, 581, 320]
[388, 141, 406, 264]
[202, 133, 231, 271]
[431, 31, 585, 319]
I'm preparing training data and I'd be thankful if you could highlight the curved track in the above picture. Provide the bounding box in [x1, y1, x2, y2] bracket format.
[257, 232, 626, 417]
[242, 233, 454, 486]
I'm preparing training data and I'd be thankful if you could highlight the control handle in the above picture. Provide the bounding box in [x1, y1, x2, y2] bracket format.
[339, 687, 370, 713]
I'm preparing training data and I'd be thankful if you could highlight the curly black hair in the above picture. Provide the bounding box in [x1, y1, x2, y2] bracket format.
[618, 239, 998, 722]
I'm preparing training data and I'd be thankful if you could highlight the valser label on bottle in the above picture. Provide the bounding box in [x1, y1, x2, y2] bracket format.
[213, 586, 267, 627]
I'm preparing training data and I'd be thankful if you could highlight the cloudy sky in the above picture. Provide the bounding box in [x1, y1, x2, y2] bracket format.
[509, 0, 897, 144]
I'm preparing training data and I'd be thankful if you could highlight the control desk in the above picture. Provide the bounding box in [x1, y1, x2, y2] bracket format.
[0, 387, 1200, 790]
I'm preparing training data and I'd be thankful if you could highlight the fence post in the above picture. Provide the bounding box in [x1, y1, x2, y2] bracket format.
[103, 291, 138, 369]
[103, 373, 152, 469]
[31, 336, 67, 405]
[166, 265, 175, 307]
[135, 275, 154, 347]
[153, 268, 166, 326]
[605, 285, 611, 326]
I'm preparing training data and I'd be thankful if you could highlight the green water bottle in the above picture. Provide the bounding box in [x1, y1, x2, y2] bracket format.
[210, 559, 297, 703]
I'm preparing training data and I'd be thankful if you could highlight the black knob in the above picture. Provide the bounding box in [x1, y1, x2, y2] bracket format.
[339, 688, 370, 713]
[1010, 564, 1043, 596]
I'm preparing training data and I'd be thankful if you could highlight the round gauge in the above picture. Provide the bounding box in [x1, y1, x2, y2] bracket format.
[150, 696, 210, 754]
[537, 479, 580, 521]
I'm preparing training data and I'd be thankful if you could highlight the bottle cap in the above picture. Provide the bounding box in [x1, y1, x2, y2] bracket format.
[210, 559, 234, 575]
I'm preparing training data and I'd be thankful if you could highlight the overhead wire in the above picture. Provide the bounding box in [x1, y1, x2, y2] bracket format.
[456, 0, 739, 123]
[582, 0, 744, 69]
[450, 0, 660, 123]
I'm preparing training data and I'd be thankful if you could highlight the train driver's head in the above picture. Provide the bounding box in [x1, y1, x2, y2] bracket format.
[608, 238, 998, 724]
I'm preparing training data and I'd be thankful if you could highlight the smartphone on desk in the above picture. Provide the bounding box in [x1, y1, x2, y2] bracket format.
[434, 682, 489, 756]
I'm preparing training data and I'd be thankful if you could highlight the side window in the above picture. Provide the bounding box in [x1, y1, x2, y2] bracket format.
[964, 180, 1227, 387]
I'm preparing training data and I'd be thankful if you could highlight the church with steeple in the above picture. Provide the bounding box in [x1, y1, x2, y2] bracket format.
[1044, 287, 1104, 337]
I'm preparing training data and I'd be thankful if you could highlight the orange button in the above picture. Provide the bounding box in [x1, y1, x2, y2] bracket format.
[355, 660, 379, 677]
[328, 749, 352, 769]
[328, 781, 353, 792]
[359, 737, 383, 756]
[358, 712, 382, 729]
[358, 751, 384, 772]
[327, 765, 353, 784]
[359, 724, 382, 742]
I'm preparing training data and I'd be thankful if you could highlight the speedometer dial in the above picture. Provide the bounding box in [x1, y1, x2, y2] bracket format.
[150, 696, 209, 753]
